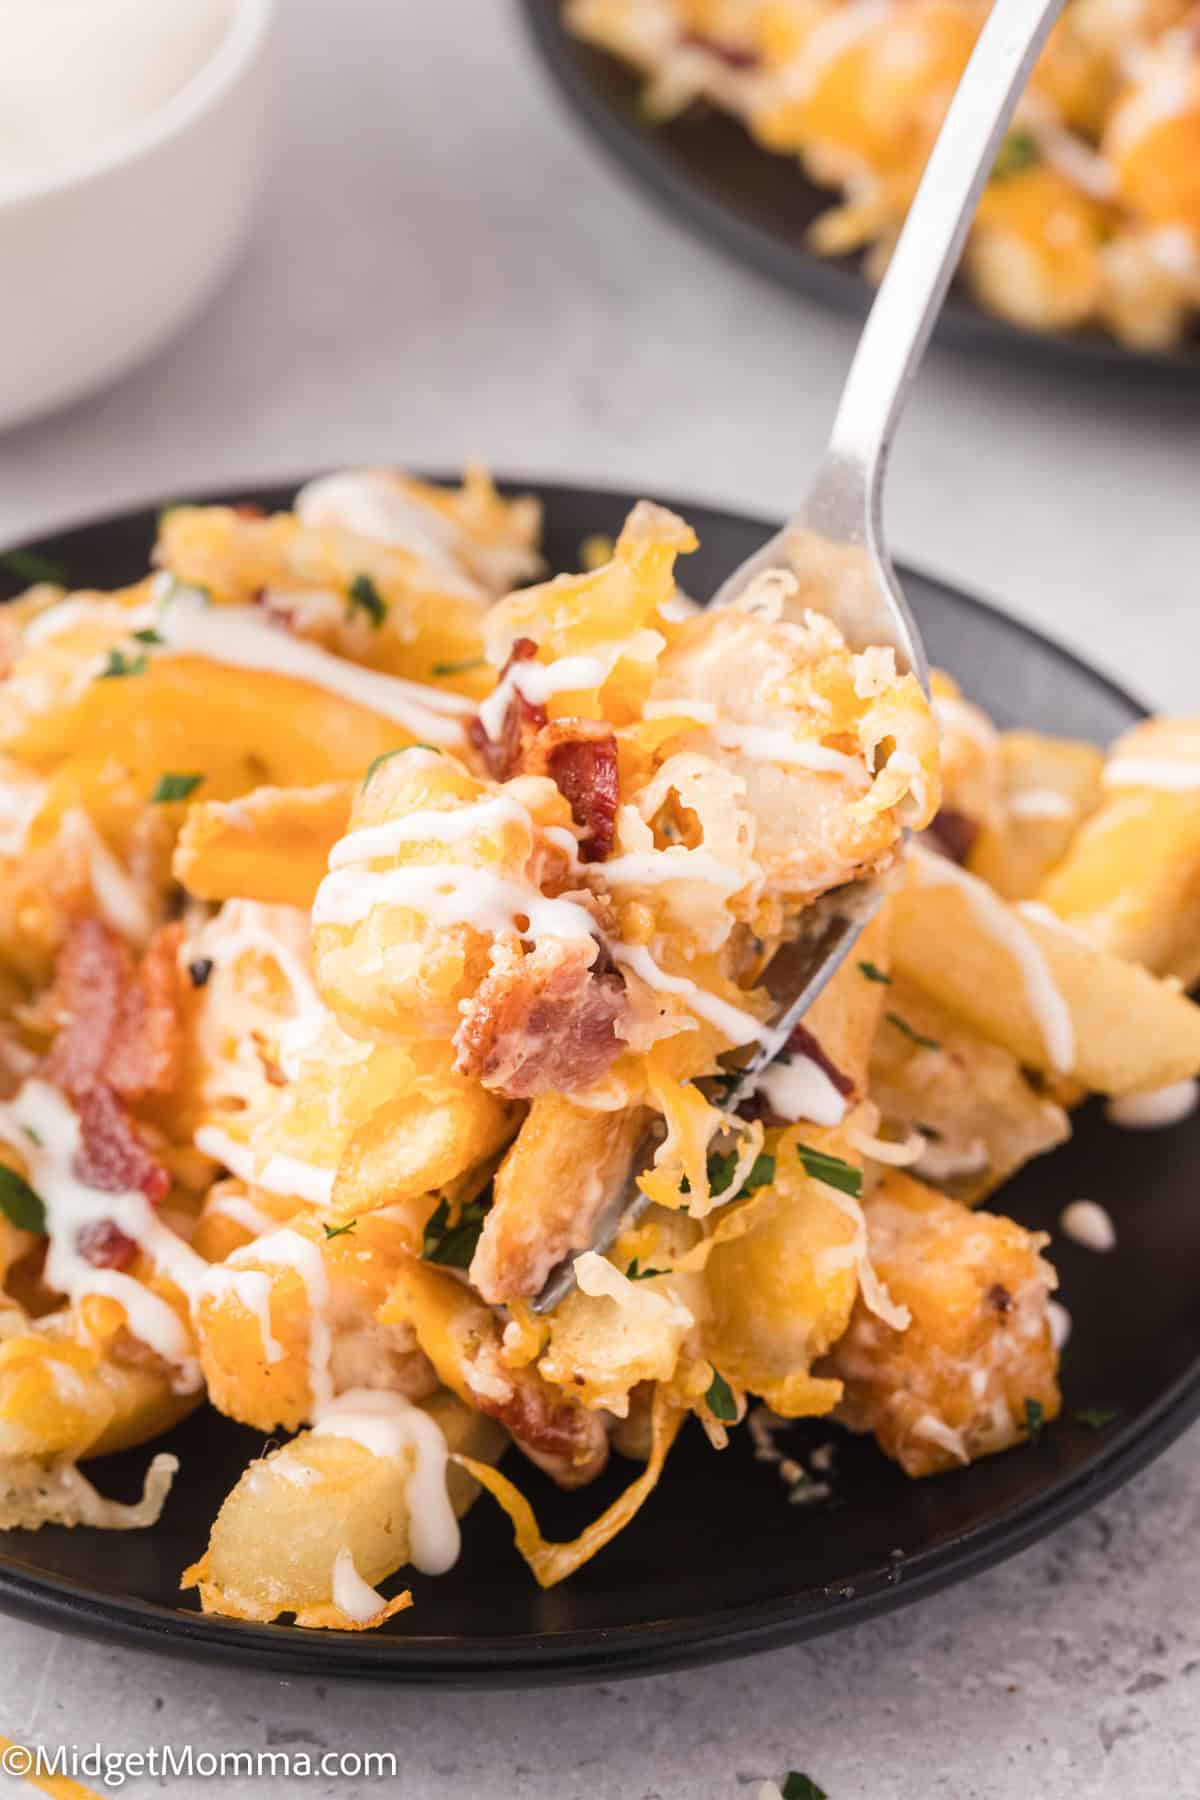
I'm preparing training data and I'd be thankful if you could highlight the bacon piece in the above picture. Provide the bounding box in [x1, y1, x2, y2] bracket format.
[44, 919, 185, 1102]
[73, 1085, 170, 1206]
[925, 807, 979, 866]
[452, 936, 626, 1099]
[529, 720, 620, 863]
[680, 28, 760, 69]
[466, 1341, 609, 1489]
[75, 1218, 138, 1271]
[468, 637, 545, 780]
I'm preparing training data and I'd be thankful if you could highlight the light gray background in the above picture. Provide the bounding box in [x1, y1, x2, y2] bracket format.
[0, 2, 1196, 1795]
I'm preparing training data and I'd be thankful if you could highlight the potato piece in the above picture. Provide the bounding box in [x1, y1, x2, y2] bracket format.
[869, 977, 1069, 1203]
[798, 903, 893, 1100]
[0, 1329, 197, 1463]
[175, 783, 353, 907]
[331, 1073, 517, 1224]
[383, 1256, 608, 1489]
[1039, 720, 1200, 985]
[700, 1123, 865, 1418]
[469, 1097, 648, 1305]
[826, 1171, 1060, 1476]
[969, 730, 1104, 901]
[183, 1389, 505, 1627]
[892, 846, 1200, 1092]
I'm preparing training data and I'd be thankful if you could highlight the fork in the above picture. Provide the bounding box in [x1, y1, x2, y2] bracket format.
[533, 0, 1066, 1312]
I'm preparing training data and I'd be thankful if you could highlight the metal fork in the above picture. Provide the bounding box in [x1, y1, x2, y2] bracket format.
[533, 0, 1066, 1312]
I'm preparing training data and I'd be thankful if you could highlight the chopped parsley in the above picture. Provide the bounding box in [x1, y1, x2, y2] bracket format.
[363, 744, 438, 787]
[1024, 1397, 1046, 1442]
[705, 1370, 737, 1423]
[1075, 1405, 1122, 1430]
[151, 772, 204, 804]
[782, 1776, 828, 1800]
[347, 572, 387, 628]
[0, 1166, 47, 1235]
[323, 1219, 357, 1240]
[431, 655, 486, 677]
[626, 1258, 667, 1281]
[187, 958, 214, 989]
[22, 1126, 42, 1147]
[707, 1148, 776, 1202]
[885, 1011, 941, 1051]
[422, 1191, 491, 1269]
[97, 649, 147, 680]
[797, 1145, 862, 1198]
[858, 960, 891, 985]
[991, 127, 1040, 182]
[132, 626, 164, 646]
[0, 547, 68, 586]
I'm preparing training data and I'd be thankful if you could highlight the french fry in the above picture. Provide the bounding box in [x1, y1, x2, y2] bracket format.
[183, 1389, 506, 1627]
[174, 783, 353, 907]
[0, 1328, 198, 1463]
[969, 730, 1104, 901]
[892, 849, 1200, 1092]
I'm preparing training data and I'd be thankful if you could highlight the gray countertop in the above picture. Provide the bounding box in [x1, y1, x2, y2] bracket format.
[0, 2, 1195, 1794]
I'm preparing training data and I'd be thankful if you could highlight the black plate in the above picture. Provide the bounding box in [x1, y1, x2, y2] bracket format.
[0, 476, 1196, 1685]
[521, 0, 1200, 380]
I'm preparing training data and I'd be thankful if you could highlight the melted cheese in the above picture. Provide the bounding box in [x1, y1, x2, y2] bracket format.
[573, 1250, 694, 1329]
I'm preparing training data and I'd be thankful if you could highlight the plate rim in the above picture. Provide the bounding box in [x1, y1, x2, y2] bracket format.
[518, 0, 1200, 381]
[1, 471, 1190, 1686]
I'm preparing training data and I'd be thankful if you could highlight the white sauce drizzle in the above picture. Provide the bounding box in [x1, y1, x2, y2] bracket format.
[0, 1081, 205, 1390]
[913, 845, 1075, 1073]
[194, 1125, 335, 1207]
[478, 634, 664, 741]
[611, 941, 767, 1046]
[205, 1191, 278, 1238]
[1105, 757, 1200, 791]
[328, 795, 532, 870]
[710, 721, 869, 784]
[1008, 788, 1076, 820]
[153, 586, 471, 746]
[1106, 1079, 1200, 1131]
[245, 1229, 334, 1408]
[1048, 1298, 1072, 1351]
[331, 1546, 389, 1624]
[599, 844, 747, 895]
[295, 470, 482, 601]
[58, 808, 154, 943]
[1060, 1200, 1116, 1253]
[195, 1266, 284, 1363]
[759, 1056, 848, 1127]
[311, 1388, 459, 1574]
[314, 861, 598, 943]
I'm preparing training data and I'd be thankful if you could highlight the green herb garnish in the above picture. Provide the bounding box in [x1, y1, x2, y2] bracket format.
[431, 656, 485, 677]
[705, 1370, 737, 1423]
[151, 772, 204, 804]
[797, 1145, 862, 1198]
[97, 649, 147, 680]
[991, 127, 1040, 182]
[0, 547, 67, 586]
[858, 960, 891, 985]
[782, 1776, 828, 1800]
[132, 626, 164, 646]
[1075, 1405, 1122, 1430]
[885, 1011, 941, 1051]
[0, 1166, 47, 1235]
[323, 1219, 357, 1240]
[707, 1149, 776, 1202]
[347, 572, 387, 628]
[422, 1191, 492, 1269]
[626, 1259, 667, 1281]
[1024, 1397, 1045, 1442]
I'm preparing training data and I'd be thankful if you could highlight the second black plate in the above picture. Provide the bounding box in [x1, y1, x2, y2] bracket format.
[0, 475, 1196, 1684]
[521, 0, 1200, 379]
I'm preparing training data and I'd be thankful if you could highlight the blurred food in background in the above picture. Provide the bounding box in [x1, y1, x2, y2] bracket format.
[569, 0, 1200, 349]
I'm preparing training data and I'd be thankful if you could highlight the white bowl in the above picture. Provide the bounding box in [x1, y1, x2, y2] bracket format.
[0, 0, 275, 432]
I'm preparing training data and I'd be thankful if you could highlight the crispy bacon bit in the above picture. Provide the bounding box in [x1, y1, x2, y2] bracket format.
[786, 1022, 856, 1098]
[926, 807, 979, 866]
[232, 502, 265, 519]
[73, 1085, 170, 1206]
[680, 29, 760, 69]
[45, 919, 185, 1102]
[987, 1282, 1014, 1315]
[468, 638, 545, 779]
[453, 936, 626, 1099]
[529, 720, 620, 862]
[466, 1343, 609, 1489]
[75, 1218, 138, 1270]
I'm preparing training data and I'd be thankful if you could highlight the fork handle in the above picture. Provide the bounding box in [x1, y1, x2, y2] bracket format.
[810, 0, 1066, 543]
